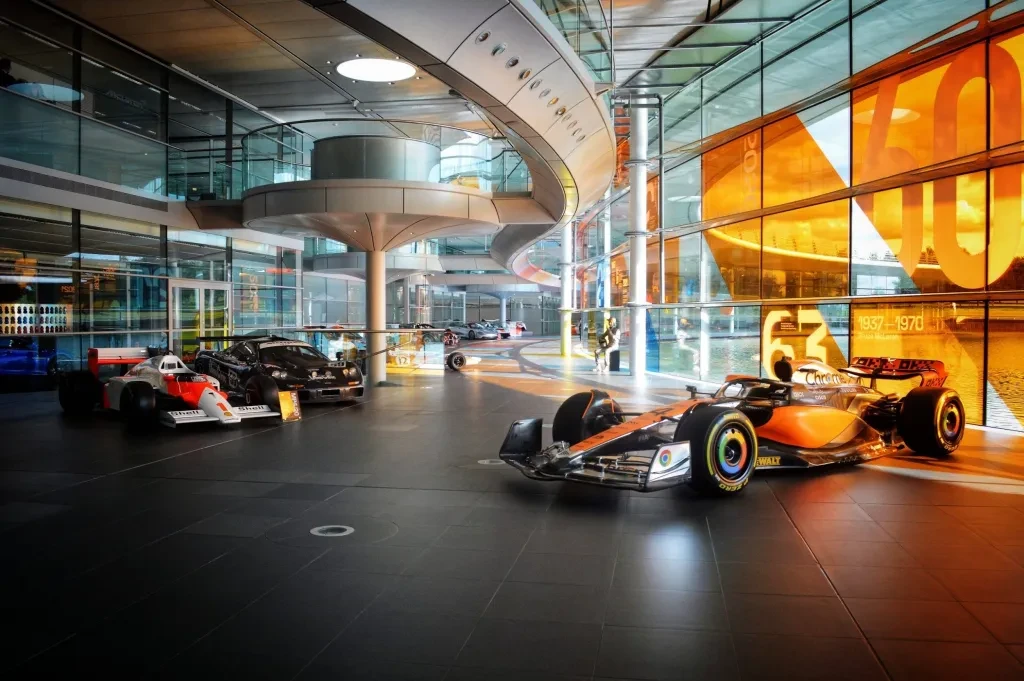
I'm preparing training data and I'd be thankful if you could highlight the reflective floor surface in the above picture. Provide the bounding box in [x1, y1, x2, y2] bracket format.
[2, 339, 1024, 680]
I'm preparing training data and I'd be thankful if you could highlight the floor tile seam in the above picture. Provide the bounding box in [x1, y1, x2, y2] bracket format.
[7, 540, 246, 673]
[286, 557, 405, 681]
[48, 399, 372, 494]
[766, 480, 895, 681]
[703, 513, 743, 677]
[450, 524, 539, 669]
[589, 529, 622, 680]
[159, 545, 332, 673]
[34, 505, 235, 585]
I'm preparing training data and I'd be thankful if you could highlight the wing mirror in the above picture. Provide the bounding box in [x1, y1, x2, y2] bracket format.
[335, 351, 343, 361]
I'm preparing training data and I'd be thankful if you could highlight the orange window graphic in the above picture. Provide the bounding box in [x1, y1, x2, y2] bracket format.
[763, 98, 850, 207]
[990, 26, 1024, 149]
[703, 132, 761, 220]
[853, 171, 987, 293]
[703, 218, 761, 301]
[762, 200, 850, 299]
[852, 43, 986, 185]
[990, 164, 1024, 291]
[852, 302, 984, 424]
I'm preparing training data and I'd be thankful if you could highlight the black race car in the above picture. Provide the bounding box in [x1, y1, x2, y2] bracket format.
[194, 336, 364, 405]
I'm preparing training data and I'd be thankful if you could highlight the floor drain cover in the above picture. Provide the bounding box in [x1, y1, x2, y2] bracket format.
[477, 459, 505, 466]
[309, 525, 354, 537]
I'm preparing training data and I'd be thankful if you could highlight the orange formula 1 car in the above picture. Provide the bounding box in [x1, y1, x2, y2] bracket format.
[499, 356, 965, 495]
[57, 348, 279, 427]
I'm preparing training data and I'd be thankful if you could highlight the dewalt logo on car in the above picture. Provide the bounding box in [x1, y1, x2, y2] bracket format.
[756, 456, 781, 467]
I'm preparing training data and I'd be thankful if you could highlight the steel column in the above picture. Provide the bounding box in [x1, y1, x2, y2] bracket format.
[627, 95, 649, 377]
[560, 221, 574, 357]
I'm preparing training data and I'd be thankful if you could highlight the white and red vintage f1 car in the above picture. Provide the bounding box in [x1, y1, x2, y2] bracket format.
[58, 347, 280, 427]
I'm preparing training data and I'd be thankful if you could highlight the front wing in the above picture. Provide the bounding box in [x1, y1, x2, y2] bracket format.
[499, 418, 693, 492]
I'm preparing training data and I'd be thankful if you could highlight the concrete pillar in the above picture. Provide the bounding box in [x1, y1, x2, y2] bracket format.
[403, 277, 412, 325]
[499, 295, 507, 328]
[366, 250, 386, 385]
[627, 96, 649, 377]
[560, 221, 574, 357]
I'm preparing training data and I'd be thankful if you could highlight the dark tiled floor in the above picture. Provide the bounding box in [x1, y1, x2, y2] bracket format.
[2, 343, 1024, 680]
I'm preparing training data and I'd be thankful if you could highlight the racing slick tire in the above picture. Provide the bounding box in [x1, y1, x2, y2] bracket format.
[676, 405, 758, 495]
[552, 390, 623, 446]
[119, 381, 157, 425]
[446, 352, 467, 371]
[898, 387, 965, 457]
[245, 375, 280, 412]
[58, 371, 100, 416]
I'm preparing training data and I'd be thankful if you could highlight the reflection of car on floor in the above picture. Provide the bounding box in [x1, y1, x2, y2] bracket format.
[57, 348, 280, 427]
[500, 356, 965, 496]
[0, 337, 70, 379]
[195, 337, 364, 404]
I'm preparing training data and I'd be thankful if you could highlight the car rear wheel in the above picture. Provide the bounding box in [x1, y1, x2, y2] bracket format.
[468, 330, 476, 340]
[446, 352, 467, 371]
[58, 371, 100, 416]
[552, 390, 623, 446]
[898, 387, 964, 457]
[676, 405, 757, 495]
[245, 375, 280, 411]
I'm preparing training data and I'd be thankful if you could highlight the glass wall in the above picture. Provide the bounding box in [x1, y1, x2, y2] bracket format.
[0, 197, 300, 391]
[578, 3, 1024, 430]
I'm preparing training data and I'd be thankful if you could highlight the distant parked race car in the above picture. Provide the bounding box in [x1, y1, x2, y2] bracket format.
[500, 356, 965, 495]
[195, 336, 363, 404]
[58, 348, 279, 427]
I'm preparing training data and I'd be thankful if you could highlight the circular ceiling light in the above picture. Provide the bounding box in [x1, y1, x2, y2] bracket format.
[336, 58, 416, 82]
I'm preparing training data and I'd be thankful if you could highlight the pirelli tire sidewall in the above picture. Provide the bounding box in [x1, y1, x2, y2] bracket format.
[678, 406, 758, 495]
[898, 386, 965, 457]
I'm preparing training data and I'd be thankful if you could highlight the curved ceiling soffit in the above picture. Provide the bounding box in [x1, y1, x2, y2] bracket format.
[306, 0, 616, 281]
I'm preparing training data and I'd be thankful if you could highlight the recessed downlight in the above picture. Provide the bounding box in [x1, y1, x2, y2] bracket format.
[336, 58, 416, 82]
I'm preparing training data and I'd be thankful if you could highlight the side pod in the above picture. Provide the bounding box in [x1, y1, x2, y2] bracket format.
[500, 418, 543, 457]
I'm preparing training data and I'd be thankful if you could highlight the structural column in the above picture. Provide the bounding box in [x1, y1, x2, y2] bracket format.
[560, 221, 574, 357]
[601, 189, 612, 309]
[366, 250, 387, 385]
[627, 95, 649, 377]
[499, 295, 507, 328]
[403, 277, 412, 325]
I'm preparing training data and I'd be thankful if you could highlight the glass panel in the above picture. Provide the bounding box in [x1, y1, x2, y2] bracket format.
[661, 82, 702, 154]
[702, 46, 761, 137]
[852, 171, 986, 295]
[990, 163, 1024, 290]
[204, 288, 229, 344]
[79, 54, 161, 140]
[851, 301, 984, 423]
[991, 26, 1024, 148]
[762, 0, 849, 114]
[663, 157, 702, 228]
[233, 240, 280, 287]
[761, 303, 850, 379]
[701, 305, 761, 382]
[987, 301, 1024, 430]
[646, 306, 702, 378]
[703, 218, 761, 301]
[852, 43, 986, 185]
[167, 230, 227, 281]
[0, 88, 79, 175]
[663, 233, 700, 303]
[763, 95, 851, 208]
[852, 0, 984, 73]
[0, 19, 76, 111]
[0, 201, 73, 269]
[172, 285, 201, 360]
[80, 117, 166, 195]
[80, 214, 163, 275]
[763, 199, 850, 299]
[81, 272, 165, 332]
[703, 132, 761, 220]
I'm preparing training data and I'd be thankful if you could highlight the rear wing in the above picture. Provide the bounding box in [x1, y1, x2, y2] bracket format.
[840, 357, 947, 387]
[86, 347, 154, 376]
